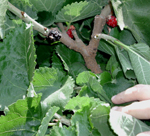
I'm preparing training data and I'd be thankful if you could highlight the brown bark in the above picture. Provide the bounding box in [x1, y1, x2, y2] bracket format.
[83, 55, 102, 73]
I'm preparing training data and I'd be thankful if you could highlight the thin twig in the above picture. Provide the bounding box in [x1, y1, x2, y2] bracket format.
[54, 113, 71, 126]
[8, 2, 50, 36]
[57, 23, 66, 33]
[48, 123, 57, 126]
[72, 30, 81, 42]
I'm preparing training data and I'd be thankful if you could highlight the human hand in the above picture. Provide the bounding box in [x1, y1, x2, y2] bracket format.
[111, 84, 150, 136]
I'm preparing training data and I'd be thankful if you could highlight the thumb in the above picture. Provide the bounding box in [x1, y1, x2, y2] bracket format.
[137, 131, 150, 136]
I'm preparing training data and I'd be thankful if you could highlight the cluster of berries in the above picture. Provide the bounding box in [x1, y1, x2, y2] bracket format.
[106, 15, 117, 28]
[66, 25, 75, 38]
[47, 30, 61, 42]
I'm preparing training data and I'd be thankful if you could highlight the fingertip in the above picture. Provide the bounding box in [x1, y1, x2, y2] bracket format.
[136, 131, 150, 136]
[111, 106, 119, 111]
[111, 95, 116, 102]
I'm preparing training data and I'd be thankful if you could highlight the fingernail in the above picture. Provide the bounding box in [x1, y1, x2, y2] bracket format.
[111, 106, 119, 111]
[111, 95, 116, 101]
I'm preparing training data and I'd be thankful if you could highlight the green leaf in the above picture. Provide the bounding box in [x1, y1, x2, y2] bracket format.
[4, 15, 23, 36]
[98, 71, 112, 86]
[76, 71, 111, 104]
[9, 0, 31, 6]
[32, 67, 74, 109]
[110, 27, 136, 46]
[30, 0, 65, 14]
[37, 11, 55, 26]
[50, 126, 76, 136]
[56, 1, 108, 23]
[0, 95, 42, 136]
[72, 106, 101, 136]
[56, 44, 87, 78]
[79, 85, 100, 98]
[86, 0, 109, 8]
[90, 103, 116, 136]
[106, 55, 122, 78]
[103, 72, 134, 100]
[115, 47, 136, 79]
[27, 83, 37, 97]
[36, 106, 59, 136]
[128, 46, 150, 84]
[98, 39, 115, 55]
[130, 43, 150, 61]
[76, 71, 96, 85]
[118, 29, 136, 46]
[52, 51, 65, 72]
[111, 0, 150, 45]
[0, 23, 36, 110]
[109, 110, 150, 136]
[0, 0, 8, 39]
[65, 96, 92, 111]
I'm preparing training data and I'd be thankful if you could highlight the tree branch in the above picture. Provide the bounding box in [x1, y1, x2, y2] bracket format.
[57, 23, 89, 56]
[88, 3, 111, 50]
[7, 2, 111, 74]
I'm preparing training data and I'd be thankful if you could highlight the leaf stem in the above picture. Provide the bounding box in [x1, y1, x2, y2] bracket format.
[94, 33, 130, 50]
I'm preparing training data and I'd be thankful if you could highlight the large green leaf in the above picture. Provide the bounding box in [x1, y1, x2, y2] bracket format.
[90, 103, 116, 136]
[0, 23, 36, 110]
[111, 0, 150, 45]
[0, 95, 58, 136]
[130, 43, 150, 61]
[30, 0, 65, 14]
[128, 46, 150, 84]
[56, 0, 109, 23]
[32, 67, 74, 109]
[109, 110, 150, 136]
[0, 0, 8, 39]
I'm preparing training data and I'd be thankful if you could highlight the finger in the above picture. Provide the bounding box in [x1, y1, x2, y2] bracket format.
[111, 84, 150, 104]
[111, 100, 150, 119]
[136, 131, 150, 136]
